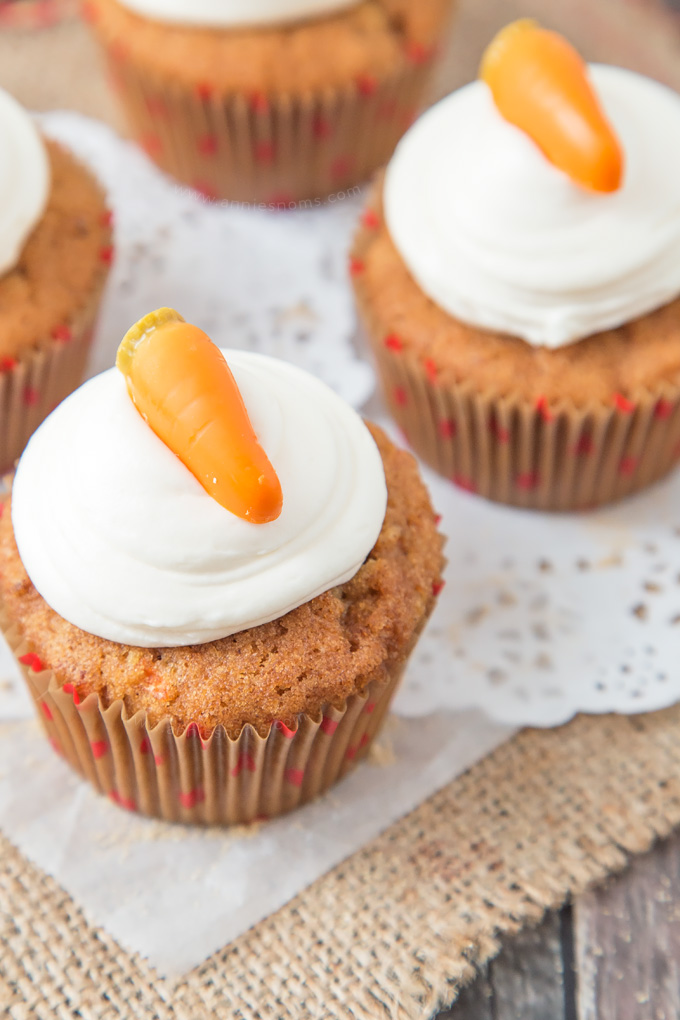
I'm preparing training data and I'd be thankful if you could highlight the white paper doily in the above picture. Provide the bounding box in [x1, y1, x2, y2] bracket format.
[394, 444, 680, 727]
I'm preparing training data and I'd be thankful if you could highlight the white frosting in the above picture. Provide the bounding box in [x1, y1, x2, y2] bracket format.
[115, 0, 358, 28]
[0, 88, 49, 277]
[384, 65, 680, 348]
[12, 351, 387, 648]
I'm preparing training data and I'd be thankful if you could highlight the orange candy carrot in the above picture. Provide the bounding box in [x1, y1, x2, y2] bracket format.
[116, 308, 283, 524]
[480, 19, 624, 193]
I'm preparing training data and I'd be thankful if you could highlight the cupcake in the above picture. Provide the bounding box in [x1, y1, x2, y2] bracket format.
[352, 21, 680, 511]
[0, 309, 443, 824]
[0, 86, 112, 473]
[81, 0, 453, 204]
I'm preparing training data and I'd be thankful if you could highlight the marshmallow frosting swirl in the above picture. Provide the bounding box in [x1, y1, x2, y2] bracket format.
[12, 352, 387, 647]
[0, 88, 49, 277]
[116, 0, 358, 28]
[384, 65, 680, 348]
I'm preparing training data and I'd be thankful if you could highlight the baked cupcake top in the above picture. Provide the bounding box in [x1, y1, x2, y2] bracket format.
[384, 21, 680, 349]
[115, 0, 359, 28]
[0, 91, 111, 362]
[86, 0, 450, 93]
[11, 311, 388, 647]
[0, 87, 49, 277]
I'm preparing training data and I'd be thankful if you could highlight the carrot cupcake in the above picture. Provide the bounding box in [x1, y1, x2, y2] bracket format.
[81, 0, 453, 204]
[0, 88, 112, 472]
[0, 309, 443, 824]
[352, 21, 680, 511]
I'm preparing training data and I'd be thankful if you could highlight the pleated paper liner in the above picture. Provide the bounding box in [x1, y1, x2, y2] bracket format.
[371, 342, 680, 511]
[352, 224, 680, 512]
[4, 601, 417, 825]
[91, 28, 440, 204]
[0, 234, 112, 475]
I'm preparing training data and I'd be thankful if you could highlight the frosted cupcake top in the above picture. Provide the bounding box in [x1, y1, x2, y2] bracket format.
[11, 322, 387, 648]
[0, 88, 49, 277]
[115, 0, 359, 28]
[12, 321, 387, 648]
[384, 60, 680, 348]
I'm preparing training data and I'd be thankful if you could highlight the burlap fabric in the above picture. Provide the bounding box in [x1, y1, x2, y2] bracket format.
[2, 1, 680, 1016]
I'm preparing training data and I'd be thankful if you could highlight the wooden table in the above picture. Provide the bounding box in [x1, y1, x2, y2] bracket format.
[437, 829, 680, 1020]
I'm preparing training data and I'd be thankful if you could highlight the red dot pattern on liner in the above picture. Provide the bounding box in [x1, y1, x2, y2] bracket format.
[349, 256, 365, 277]
[140, 133, 162, 157]
[655, 398, 674, 419]
[535, 395, 554, 422]
[320, 716, 338, 736]
[516, 471, 540, 491]
[51, 324, 72, 343]
[250, 91, 269, 114]
[393, 386, 408, 407]
[109, 790, 137, 812]
[0, 357, 17, 372]
[619, 455, 638, 476]
[109, 40, 128, 63]
[193, 180, 218, 201]
[198, 134, 218, 157]
[19, 652, 45, 672]
[23, 388, 39, 407]
[180, 787, 205, 809]
[254, 141, 275, 164]
[285, 767, 304, 787]
[346, 737, 369, 760]
[312, 115, 332, 140]
[452, 475, 477, 494]
[423, 358, 438, 384]
[489, 416, 510, 443]
[364, 702, 376, 715]
[91, 739, 108, 760]
[377, 99, 398, 121]
[231, 752, 256, 777]
[196, 82, 214, 101]
[100, 244, 115, 265]
[614, 392, 635, 414]
[275, 720, 297, 738]
[356, 73, 378, 96]
[439, 419, 456, 440]
[139, 736, 151, 755]
[100, 209, 114, 228]
[145, 96, 168, 118]
[40, 702, 53, 721]
[574, 434, 594, 456]
[49, 737, 62, 757]
[361, 209, 380, 230]
[404, 40, 434, 65]
[384, 333, 403, 352]
[62, 682, 81, 707]
[432, 579, 445, 597]
[330, 155, 354, 180]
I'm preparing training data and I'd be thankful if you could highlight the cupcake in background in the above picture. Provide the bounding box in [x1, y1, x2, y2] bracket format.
[0, 309, 443, 825]
[0, 87, 112, 472]
[81, 0, 453, 205]
[352, 21, 680, 511]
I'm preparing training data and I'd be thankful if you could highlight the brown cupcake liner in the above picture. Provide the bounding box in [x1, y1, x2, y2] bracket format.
[352, 225, 680, 512]
[0, 215, 112, 475]
[88, 23, 441, 204]
[4, 599, 414, 825]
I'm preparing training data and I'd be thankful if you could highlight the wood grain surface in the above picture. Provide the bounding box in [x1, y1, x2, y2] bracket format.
[439, 830, 680, 1020]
